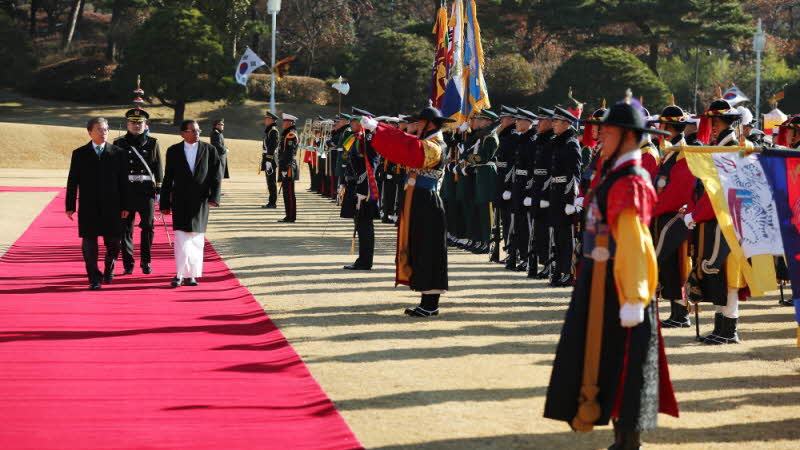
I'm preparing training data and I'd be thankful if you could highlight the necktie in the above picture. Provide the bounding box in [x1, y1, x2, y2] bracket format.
[95, 145, 103, 158]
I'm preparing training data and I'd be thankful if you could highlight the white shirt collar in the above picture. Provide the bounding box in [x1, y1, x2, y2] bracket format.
[184, 141, 198, 150]
[613, 149, 642, 170]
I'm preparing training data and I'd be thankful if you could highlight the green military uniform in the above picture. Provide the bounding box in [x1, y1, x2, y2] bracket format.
[466, 111, 499, 250]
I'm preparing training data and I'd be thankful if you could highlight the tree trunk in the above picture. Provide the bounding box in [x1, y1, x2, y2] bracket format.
[29, 0, 37, 36]
[77, 0, 86, 27]
[231, 35, 238, 60]
[63, 0, 82, 52]
[106, 0, 125, 62]
[173, 101, 186, 126]
[648, 40, 659, 77]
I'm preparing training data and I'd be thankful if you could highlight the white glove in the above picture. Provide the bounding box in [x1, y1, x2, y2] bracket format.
[575, 197, 584, 208]
[620, 302, 645, 328]
[386, 174, 392, 180]
[683, 212, 696, 230]
[360, 116, 378, 131]
[155, 193, 160, 204]
[565, 204, 576, 215]
[281, 171, 288, 178]
[523, 197, 532, 207]
[502, 190, 512, 201]
[540, 200, 550, 208]
[266, 162, 272, 171]
[458, 122, 469, 133]
[461, 166, 468, 176]
[356, 193, 367, 210]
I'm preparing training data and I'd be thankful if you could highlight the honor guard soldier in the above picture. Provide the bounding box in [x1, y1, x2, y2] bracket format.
[544, 96, 678, 450]
[504, 108, 537, 270]
[777, 115, 800, 149]
[344, 108, 380, 270]
[379, 117, 401, 223]
[528, 107, 556, 278]
[652, 102, 695, 328]
[328, 113, 351, 201]
[491, 106, 519, 262]
[547, 106, 582, 287]
[210, 119, 229, 180]
[684, 99, 749, 344]
[462, 110, 499, 254]
[278, 113, 299, 222]
[260, 112, 280, 208]
[113, 107, 162, 275]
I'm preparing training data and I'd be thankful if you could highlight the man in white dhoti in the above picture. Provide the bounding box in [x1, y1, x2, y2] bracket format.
[159, 119, 223, 287]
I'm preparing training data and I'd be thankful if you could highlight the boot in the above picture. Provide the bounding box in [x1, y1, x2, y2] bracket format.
[536, 263, 551, 280]
[706, 316, 740, 345]
[662, 301, 691, 328]
[515, 261, 528, 272]
[700, 312, 723, 343]
[526, 256, 538, 279]
[505, 252, 517, 271]
[619, 430, 641, 450]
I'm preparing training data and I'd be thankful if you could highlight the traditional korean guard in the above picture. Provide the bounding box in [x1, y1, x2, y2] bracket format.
[159, 120, 222, 287]
[360, 105, 453, 316]
[544, 98, 678, 449]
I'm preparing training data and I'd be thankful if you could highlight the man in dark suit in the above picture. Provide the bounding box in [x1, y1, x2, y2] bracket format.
[66, 117, 130, 290]
[210, 119, 229, 179]
[159, 119, 223, 287]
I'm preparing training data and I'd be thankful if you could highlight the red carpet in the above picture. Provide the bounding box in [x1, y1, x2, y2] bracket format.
[0, 188, 362, 449]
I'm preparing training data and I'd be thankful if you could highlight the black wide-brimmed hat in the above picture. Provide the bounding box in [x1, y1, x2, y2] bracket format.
[590, 106, 607, 120]
[514, 108, 539, 122]
[654, 105, 688, 124]
[552, 106, 578, 122]
[406, 105, 456, 125]
[701, 99, 741, 118]
[779, 115, 800, 129]
[125, 108, 149, 122]
[582, 101, 669, 136]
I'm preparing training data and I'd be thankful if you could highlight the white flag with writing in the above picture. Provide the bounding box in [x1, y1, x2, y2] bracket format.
[235, 47, 266, 86]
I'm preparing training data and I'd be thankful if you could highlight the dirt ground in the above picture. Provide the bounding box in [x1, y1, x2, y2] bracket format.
[1, 166, 799, 449]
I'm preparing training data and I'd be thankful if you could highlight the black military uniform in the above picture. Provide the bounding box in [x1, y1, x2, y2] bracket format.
[344, 108, 380, 270]
[492, 106, 519, 262]
[505, 108, 538, 271]
[210, 119, 229, 179]
[529, 107, 556, 278]
[113, 108, 162, 275]
[278, 115, 299, 222]
[260, 112, 280, 208]
[547, 106, 582, 287]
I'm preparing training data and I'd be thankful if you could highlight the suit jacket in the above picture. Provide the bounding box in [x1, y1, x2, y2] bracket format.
[66, 142, 129, 238]
[159, 141, 222, 233]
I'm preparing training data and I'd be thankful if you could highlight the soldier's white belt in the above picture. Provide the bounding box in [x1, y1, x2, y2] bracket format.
[551, 176, 568, 183]
[128, 175, 153, 182]
[534, 169, 548, 176]
[495, 162, 507, 168]
[515, 169, 528, 176]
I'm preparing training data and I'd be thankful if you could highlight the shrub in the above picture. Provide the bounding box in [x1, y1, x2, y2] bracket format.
[485, 53, 536, 107]
[25, 57, 119, 103]
[539, 47, 670, 112]
[247, 74, 336, 105]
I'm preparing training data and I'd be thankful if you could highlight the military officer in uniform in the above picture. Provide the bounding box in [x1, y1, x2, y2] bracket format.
[113, 108, 162, 275]
[344, 108, 380, 270]
[491, 106, 518, 262]
[328, 113, 351, 201]
[260, 112, 280, 208]
[210, 119, 229, 180]
[278, 113, 299, 222]
[547, 106, 582, 287]
[529, 107, 556, 278]
[504, 108, 537, 270]
[462, 110, 499, 254]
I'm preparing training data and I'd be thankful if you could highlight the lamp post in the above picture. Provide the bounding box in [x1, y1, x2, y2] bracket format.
[268, 0, 282, 114]
[753, 18, 766, 129]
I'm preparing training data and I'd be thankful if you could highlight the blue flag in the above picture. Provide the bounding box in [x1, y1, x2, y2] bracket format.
[757, 149, 800, 325]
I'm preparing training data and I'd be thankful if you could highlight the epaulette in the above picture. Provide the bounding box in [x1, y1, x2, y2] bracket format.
[285, 131, 297, 139]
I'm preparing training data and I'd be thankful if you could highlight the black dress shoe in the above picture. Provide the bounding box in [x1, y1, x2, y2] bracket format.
[343, 264, 371, 270]
[89, 281, 102, 290]
[262, 203, 277, 209]
[123, 266, 134, 275]
[184, 278, 198, 286]
[103, 274, 114, 284]
[141, 264, 152, 275]
[170, 276, 183, 288]
[404, 306, 439, 317]
[277, 218, 296, 223]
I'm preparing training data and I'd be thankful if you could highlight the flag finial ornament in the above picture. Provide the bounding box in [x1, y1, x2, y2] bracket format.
[601, 98, 606, 109]
[624, 89, 633, 104]
[670, 94, 675, 106]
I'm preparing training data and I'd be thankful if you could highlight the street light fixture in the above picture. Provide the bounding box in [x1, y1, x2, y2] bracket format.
[753, 18, 766, 129]
[268, 0, 282, 114]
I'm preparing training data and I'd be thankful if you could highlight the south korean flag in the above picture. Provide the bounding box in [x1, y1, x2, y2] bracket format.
[235, 47, 267, 86]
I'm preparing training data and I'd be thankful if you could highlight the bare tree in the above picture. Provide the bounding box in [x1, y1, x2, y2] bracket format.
[62, 0, 83, 51]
